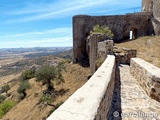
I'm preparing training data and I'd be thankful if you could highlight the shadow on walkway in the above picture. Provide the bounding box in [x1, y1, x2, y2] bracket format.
[107, 64, 122, 120]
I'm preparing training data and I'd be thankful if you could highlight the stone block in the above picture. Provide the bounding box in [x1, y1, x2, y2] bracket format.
[130, 58, 160, 102]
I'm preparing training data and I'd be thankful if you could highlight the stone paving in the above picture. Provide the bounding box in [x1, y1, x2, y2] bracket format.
[108, 64, 160, 120]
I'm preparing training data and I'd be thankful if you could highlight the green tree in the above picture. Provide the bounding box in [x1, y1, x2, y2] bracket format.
[1, 84, 10, 93]
[55, 62, 65, 85]
[20, 67, 36, 80]
[90, 24, 114, 39]
[35, 64, 64, 91]
[17, 81, 31, 100]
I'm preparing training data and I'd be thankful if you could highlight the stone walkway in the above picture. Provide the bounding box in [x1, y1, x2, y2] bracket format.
[108, 64, 160, 120]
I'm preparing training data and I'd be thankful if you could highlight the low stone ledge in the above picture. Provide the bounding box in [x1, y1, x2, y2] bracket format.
[130, 58, 160, 102]
[114, 46, 137, 64]
[47, 55, 116, 120]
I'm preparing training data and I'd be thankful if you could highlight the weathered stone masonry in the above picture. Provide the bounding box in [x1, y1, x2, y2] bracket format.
[47, 55, 116, 120]
[73, 0, 160, 65]
[73, 13, 153, 64]
[130, 58, 160, 102]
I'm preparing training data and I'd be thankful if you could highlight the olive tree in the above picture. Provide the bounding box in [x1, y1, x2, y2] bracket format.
[35, 64, 64, 91]
[1, 84, 10, 93]
[90, 24, 114, 39]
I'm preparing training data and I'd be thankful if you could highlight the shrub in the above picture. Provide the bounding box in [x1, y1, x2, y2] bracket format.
[40, 94, 53, 104]
[0, 95, 7, 103]
[90, 24, 114, 39]
[1, 84, 10, 93]
[17, 93, 25, 101]
[20, 67, 36, 80]
[64, 58, 71, 63]
[17, 80, 31, 100]
[0, 100, 15, 118]
[17, 81, 30, 94]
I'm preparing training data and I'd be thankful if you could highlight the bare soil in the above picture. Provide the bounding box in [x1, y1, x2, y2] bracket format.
[115, 36, 160, 68]
[2, 63, 91, 120]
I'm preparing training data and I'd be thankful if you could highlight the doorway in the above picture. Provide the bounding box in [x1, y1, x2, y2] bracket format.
[130, 28, 137, 40]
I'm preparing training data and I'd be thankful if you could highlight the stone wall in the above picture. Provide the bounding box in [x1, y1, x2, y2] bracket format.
[98, 41, 107, 59]
[73, 13, 153, 63]
[47, 55, 116, 120]
[113, 46, 137, 64]
[142, 0, 160, 35]
[88, 34, 114, 74]
[89, 34, 99, 74]
[130, 58, 160, 102]
[142, 0, 153, 12]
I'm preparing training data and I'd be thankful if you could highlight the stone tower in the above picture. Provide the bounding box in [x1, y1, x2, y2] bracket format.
[142, 0, 153, 12]
[142, 0, 160, 35]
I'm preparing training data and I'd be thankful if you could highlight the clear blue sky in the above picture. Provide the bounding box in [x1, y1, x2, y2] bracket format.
[0, 0, 141, 48]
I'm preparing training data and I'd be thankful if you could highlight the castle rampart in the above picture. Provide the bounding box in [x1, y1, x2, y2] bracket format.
[73, 13, 153, 63]
[47, 55, 116, 120]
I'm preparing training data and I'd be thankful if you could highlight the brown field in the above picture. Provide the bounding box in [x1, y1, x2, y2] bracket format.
[0, 57, 25, 66]
[2, 63, 91, 120]
[115, 36, 160, 68]
[1, 36, 160, 119]
[0, 73, 21, 87]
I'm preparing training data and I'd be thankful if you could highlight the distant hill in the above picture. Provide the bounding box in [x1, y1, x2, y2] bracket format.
[57, 48, 73, 60]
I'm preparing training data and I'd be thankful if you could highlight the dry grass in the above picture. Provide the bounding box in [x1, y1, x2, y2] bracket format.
[115, 36, 160, 68]
[0, 73, 21, 87]
[2, 63, 91, 120]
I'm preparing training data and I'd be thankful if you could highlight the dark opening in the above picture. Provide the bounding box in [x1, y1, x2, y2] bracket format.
[75, 58, 78, 63]
[86, 33, 89, 37]
[130, 28, 137, 40]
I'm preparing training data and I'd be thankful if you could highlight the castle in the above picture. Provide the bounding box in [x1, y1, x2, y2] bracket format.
[73, 0, 160, 66]
[47, 1, 160, 119]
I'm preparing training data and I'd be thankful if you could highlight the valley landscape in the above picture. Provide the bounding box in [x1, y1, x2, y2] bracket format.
[0, 47, 72, 85]
[0, 0, 160, 120]
[0, 47, 92, 119]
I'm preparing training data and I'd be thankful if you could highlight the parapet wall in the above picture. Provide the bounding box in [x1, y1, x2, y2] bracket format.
[47, 55, 116, 120]
[130, 58, 160, 102]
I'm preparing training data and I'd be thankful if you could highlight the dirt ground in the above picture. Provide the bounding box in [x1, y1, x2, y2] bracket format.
[2, 63, 91, 120]
[115, 36, 160, 68]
